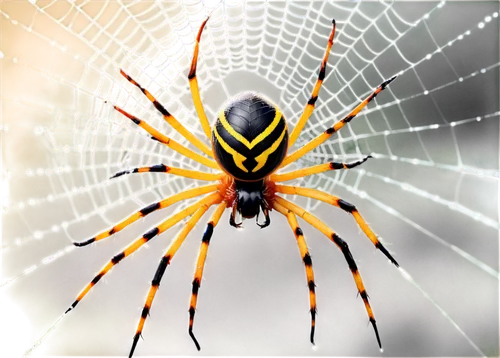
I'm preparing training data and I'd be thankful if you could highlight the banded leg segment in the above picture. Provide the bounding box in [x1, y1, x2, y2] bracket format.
[188, 202, 227, 350]
[120, 69, 213, 158]
[115, 105, 219, 169]
[275, 184, 398, 266]
[274, 195, 382, 349]
[110, 164, 222, 181]
[65, 192, 223, 315]
[189, 17, 212, 139]
[273, 201, 317, 345]
[281, 76, 397, 168]
[289, 20, 337, 147]
[74, 184, 218, 246]
[129, 201, 219, 358]
[271, 155, 371, 182]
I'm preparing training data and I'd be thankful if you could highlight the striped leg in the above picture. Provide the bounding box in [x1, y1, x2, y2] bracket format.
[188, 201, 227, 350]
[110, 164, 222, 181]
[271, 155, 371, 182]
[129, 200, 220, 358]
[120, 69, 213, 158]
[114, 105, 219, 170]
[74, 184, 218, 246]
[274, 195, 383, 349]
[274, 184, 398, 266]
[189, 17, 212, 139]
[272, 201, 317, 345]
[281, 76, 397, 168]
[288, 19, 337, 147]
[64, 192, 222, 315]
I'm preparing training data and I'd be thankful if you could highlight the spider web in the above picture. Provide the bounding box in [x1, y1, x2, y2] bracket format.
[0, 0, 500, 356]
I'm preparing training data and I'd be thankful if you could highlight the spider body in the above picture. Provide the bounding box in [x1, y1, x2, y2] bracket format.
[213, 92, 287, 227]
[66, 15, 400, 357]
[212, 92, 288, 181]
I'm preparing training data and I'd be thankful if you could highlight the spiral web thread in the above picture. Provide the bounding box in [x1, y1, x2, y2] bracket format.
[0, 0, 498, 356]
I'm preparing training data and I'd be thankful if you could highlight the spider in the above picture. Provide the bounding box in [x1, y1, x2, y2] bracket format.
[65, 16, 399, 357]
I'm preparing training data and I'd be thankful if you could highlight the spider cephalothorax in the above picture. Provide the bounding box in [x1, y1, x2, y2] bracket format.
[66, 15, 399, 357]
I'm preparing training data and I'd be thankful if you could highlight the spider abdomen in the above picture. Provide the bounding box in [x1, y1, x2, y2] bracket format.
[212, 92, 288, 181]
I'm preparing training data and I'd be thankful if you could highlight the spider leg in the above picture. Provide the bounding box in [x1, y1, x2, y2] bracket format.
[281, 76, 397, 168]
[129, 201, 220, 358]
[115, 105, 219, 169]
[271, 155, 371, 182]
[189, 17, 213, 139]
[188, 201, 227, 351]
[229, 204, 242, 228]
[110, 164, 222, 181]
[256, 203, 271, 228]
[275, 184, 398, 266]
[73, 184, 218, 246]
[273, 195, 383, 349]
[65, 192, 222, 314]
[120, 69, 213, 158]
[272, 201, 317, 345]
[288, 19, 336, 147]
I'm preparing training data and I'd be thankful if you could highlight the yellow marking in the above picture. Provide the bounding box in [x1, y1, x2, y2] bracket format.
[253, 127, 287, 172]
[218, 107, 282, 149]
[213, 127, 248, 172]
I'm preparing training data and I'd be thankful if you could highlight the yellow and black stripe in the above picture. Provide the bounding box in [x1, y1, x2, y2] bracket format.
[212, 93, 288, 181]
[110, 164, 222, 181]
